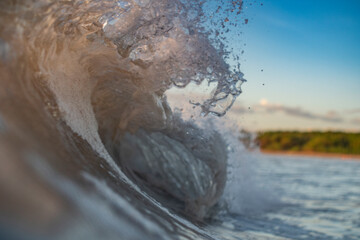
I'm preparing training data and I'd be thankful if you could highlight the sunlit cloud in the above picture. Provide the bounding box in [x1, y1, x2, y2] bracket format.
[351, 118, 360, 125]
[167, 92, 358, 129]
[254, 100, 344, 123]
[259, 98, 268, 106]
[346, 108, 360, 115]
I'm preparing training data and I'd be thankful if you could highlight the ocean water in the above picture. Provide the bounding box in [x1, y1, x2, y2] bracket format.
[1, 0, 360, 239]
[209, 154, 360, 240]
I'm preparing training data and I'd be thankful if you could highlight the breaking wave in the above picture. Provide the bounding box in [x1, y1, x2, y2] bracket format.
[0, 0, 247, 239]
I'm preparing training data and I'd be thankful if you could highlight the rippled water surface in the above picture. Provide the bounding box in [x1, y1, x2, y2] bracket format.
[209, 154, 360, 240]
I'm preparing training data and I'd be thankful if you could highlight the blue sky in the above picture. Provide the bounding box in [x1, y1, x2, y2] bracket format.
[167, 0, 360, 131]
[226, 0, 360, 131]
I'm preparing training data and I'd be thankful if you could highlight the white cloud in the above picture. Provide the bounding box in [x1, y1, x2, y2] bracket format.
[259, 98, 268, 106]
[351, 118, 360, 125]
[254, 100, 343, 123]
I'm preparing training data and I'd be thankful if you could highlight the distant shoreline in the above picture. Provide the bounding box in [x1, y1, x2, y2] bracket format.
[260, 150, 360, 160]
[255, 131, 360, 159]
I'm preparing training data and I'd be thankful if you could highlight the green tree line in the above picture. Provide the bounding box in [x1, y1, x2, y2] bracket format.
[256, 131, 360, 155]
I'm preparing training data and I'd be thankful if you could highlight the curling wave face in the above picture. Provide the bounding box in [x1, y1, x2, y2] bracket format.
[0, 0, 244, 238]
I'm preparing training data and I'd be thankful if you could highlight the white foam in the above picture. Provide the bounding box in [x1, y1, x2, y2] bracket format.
[218, 122, 282, 215]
